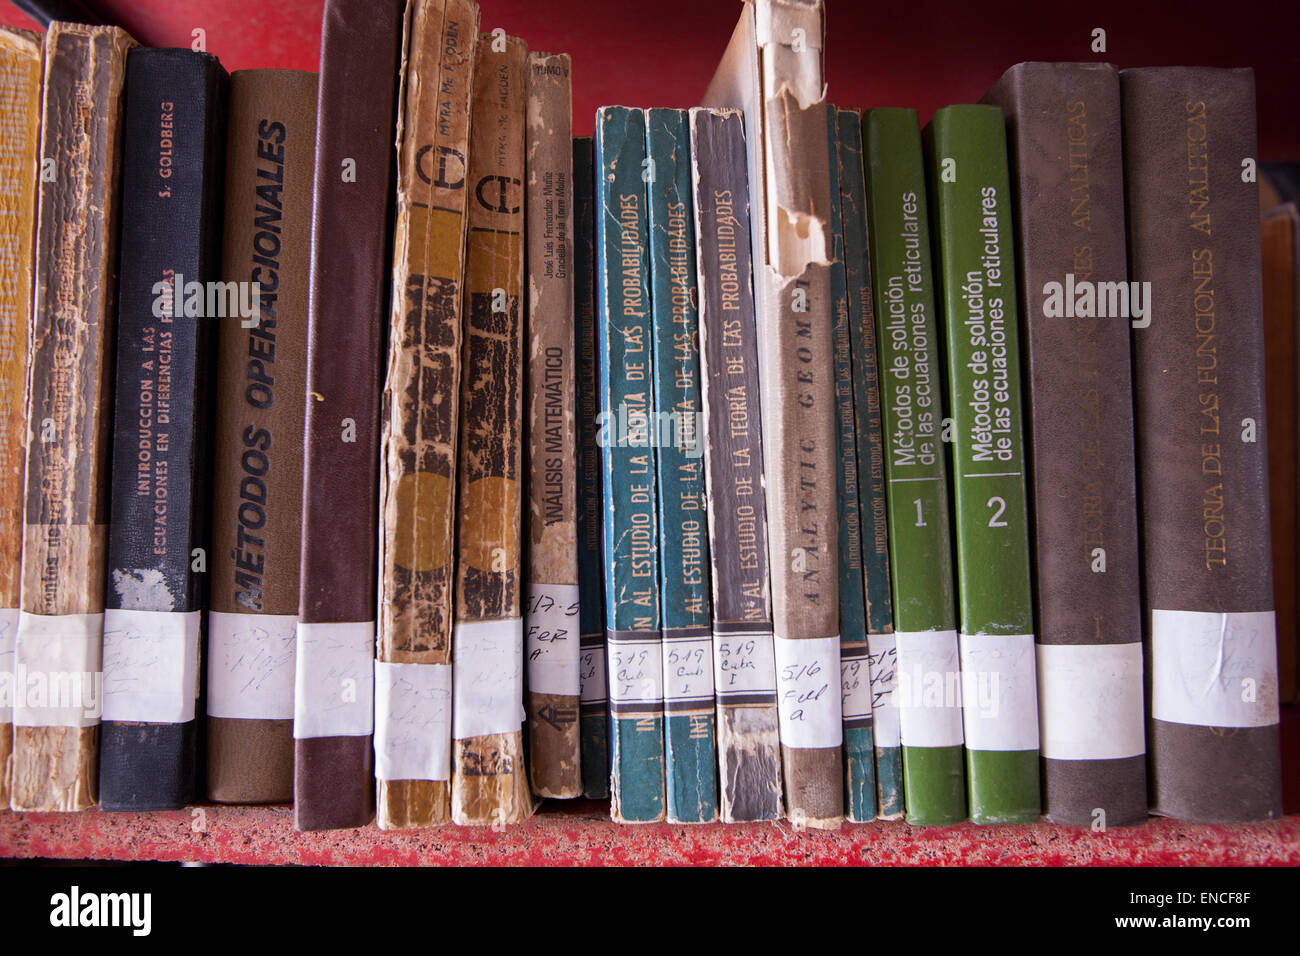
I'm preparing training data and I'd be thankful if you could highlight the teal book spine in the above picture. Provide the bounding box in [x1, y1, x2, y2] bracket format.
[826, 112, 876, 822]
[924, 104, 1040, 824]
[595, 106, 666, 822]
[646, 108, 718, 823]
[837, 108, 902, 819]
[862, 108, 966, 826]
[573, 135, 609, 800]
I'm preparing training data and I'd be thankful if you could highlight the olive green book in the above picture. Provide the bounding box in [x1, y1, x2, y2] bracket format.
[862, 108, 966, 826]
[923, 104, 1040, 824]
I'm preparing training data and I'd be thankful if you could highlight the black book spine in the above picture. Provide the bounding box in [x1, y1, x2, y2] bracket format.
[100, 47, 228, 811]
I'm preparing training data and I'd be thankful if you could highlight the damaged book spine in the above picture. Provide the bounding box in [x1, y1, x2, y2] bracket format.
[375, 0, 478, 830]
[0, 25, 41, 809]
[703, 0, 843, 828]
[451, 32, 532, 827]
[11, 22, 135, 812]
[689, 106, 782, 823]
[523, 51, 583, 799]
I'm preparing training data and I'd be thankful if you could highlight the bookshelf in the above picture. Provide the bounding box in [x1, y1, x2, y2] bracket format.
[0, 0, 1296, 864]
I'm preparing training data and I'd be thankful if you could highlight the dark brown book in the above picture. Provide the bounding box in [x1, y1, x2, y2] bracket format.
[375, 0, 478, 830]
[292, 0, 404, 831]
[0, 26, 41, 809]
[10, 22, 135, 812]
[523, 51, 582, 799]
[205, 69, 316, 805]
[1121, 66, 1283, 822]
[983, 62, 1148, 828]
[450, 33, 532, 826]
[1262, 203, 1299, 705]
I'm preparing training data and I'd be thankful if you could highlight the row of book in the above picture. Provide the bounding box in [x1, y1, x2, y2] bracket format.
[0, 0, 1291, 830]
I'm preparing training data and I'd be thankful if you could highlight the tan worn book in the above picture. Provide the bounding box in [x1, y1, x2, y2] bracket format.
[522, 51, 581, 799]
[375, 0, 479, 830]
[451, 32, 532, 826]
[703, 0, 843, 828]
[11, 23, 136, 812]
[0, 26, 41, 808]
[205, 69, 317, 804]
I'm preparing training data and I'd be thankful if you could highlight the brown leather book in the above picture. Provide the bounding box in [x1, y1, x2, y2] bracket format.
[375, 0, 479, 830]
[205, 69, 317, 805]
[11, 22, 135, 812]
[1261, 203, 1299, 705]
[523, 51, 582, 799]
[451, 33, 532, 826]
[703, 0, 843, 828]
[293, 0, 404, 831]
[1121, 66, 1283, 822]
[983, 62, 1148, 828]
[0, 26, 41, 809]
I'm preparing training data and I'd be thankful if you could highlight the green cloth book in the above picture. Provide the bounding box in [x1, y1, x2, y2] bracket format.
[924, 104, 1040, 824]
[827, 111, 877, 822]
[862, 108, 966, 826]
[837, 107, 900, 820]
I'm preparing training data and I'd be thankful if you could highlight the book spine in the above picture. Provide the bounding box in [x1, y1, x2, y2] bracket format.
[0, 26, 41, 809]
[647, 107, 718, 824]
[925, 104, 1040, 824]
[11, 22, 135, 813]
[375, 0, 478, 830]
[573, 135, 608, 799]
[1261, 205, 1298, 706]
[825, 111, 876, 823]
[982, 62, 1147, 827]
[595, 106, 666, 823]
[293, 0, 403, 831]
[862, 108, 966, 826]
[753, 0, 843, 830]
[523, 51, 582, 799]
[836, 107, 901, 819]
[451, 33, 531, 827]
[206, 69, 315, 805]
[1121, 66, 1282, 822]
[688, 106, 782, 823]
[100, 48, 227, 811]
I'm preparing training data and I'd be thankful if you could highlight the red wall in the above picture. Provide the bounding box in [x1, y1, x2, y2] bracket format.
[1, 0, 1297, 156]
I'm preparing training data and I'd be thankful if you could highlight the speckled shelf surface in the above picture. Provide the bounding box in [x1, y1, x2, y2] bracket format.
[1, 805, 1296, 866]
